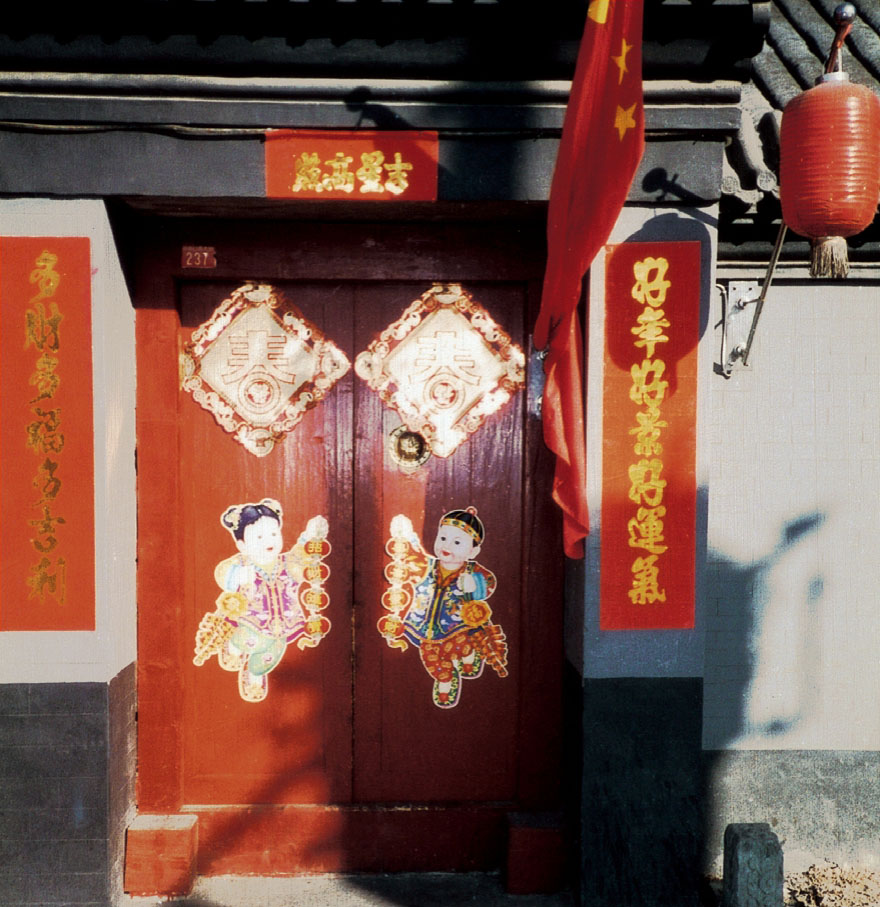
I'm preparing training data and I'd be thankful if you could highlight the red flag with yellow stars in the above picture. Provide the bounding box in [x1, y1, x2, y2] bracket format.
[534, 0, 645, 558]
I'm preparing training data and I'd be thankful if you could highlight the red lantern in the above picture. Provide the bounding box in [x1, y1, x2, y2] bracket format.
[780, 72, 880, 277]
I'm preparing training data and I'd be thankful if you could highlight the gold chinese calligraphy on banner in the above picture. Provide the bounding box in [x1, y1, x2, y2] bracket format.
[601, 242, 700, 630]
[264, 130, 438, 201]
[0, 237, 95, 631]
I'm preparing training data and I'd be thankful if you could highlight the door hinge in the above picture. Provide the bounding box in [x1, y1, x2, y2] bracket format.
[528, 338, 547, 418]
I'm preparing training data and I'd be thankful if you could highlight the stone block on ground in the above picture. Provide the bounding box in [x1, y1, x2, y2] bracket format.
[723, 822, 783, 907]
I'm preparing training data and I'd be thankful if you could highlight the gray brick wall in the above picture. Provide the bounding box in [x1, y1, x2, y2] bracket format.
[0, 664, 136, 907]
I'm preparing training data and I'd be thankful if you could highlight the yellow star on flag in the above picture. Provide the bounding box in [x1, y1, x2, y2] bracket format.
[614, 104, 637, 140]
[588, 0, 612, 24]
[612, 38, 632, 84]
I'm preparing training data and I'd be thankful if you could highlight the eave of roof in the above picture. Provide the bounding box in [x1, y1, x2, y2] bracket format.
[721, 0, 880, 262]
[0, 0, 767, 82]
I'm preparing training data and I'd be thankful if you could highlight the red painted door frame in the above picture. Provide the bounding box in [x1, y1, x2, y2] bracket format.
[132, 214, 564, 877]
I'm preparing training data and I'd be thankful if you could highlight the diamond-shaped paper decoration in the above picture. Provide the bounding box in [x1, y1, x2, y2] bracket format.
[354, 283, 525, 458]
[181, 283, 350, 456]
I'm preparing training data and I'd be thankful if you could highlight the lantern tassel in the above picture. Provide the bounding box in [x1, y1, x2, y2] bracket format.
[810, 236, 849, 278]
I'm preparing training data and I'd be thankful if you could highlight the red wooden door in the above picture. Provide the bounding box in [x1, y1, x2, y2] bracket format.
[134, 217, 562, 876]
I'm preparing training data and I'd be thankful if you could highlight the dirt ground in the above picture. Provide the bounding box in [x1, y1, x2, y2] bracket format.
[124, 872, 576, 907]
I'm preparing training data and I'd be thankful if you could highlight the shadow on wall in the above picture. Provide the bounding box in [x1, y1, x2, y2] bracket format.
[697, 509, 827, 894]
[580, 507, 828, 905]
[344, 85, 559, 202]
[703, 510, 826, 747]
[583, 507, 829, 905]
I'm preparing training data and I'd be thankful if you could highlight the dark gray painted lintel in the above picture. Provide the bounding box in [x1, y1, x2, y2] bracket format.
[0, 95, 740, 133]
[0, 132, 725, 204]
[0, 74, 745, 106]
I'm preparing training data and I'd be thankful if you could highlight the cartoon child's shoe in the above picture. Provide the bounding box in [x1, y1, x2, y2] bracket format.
[461, 652, 484, 678]
[432, 671, 461, 709]
[238, 668, 268, 702]
[218, 641, 245, 672]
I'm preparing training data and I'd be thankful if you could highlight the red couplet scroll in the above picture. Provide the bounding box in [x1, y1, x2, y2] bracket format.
[600, 241, 700, 631]
[0, 237, 96, 631]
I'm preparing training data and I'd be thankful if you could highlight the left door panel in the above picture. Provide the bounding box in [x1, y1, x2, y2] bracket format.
[136, 279, 355, 811]
[179, 281, 355, 805]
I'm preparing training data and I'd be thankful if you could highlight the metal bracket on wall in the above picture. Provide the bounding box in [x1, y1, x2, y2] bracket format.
[719, 222, 788, 378]
[720, 280, 761, 377]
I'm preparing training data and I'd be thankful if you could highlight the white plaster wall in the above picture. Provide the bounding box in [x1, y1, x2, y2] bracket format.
[703, 272, 880, 751]
[578, 205, 717, 678]
[0, 199, 137, 683]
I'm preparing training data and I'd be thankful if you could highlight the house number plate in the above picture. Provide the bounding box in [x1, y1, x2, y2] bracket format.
[182, 246, 218, 269]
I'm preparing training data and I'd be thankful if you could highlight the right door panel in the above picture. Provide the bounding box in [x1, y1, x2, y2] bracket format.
[351, 280, 527, 805]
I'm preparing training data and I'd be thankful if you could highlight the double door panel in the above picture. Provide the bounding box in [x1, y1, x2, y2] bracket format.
[134, 219, 561, 871]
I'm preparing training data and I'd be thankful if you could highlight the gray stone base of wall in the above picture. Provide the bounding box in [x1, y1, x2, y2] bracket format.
[580, 677, 704, 907]
[0, 663, 136, 907]
[703, 749, 880, 878]
[577, 677, 880, 907]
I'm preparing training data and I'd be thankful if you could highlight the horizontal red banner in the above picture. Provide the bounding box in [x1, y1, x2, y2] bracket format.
[0, 236, 96, 631]
[265, 129, 438, 201]
[600, 241, 700, 631]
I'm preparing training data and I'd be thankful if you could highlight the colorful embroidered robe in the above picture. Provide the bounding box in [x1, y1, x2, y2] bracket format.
[215, 552, 307, 644]
[403, 554, 496, 645]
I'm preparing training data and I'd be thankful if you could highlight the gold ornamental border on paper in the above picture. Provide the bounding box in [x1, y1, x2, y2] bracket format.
[181, 282, 351, 457]
[354, 283, 526, 458]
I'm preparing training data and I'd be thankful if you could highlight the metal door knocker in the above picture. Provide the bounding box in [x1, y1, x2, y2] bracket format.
[389, 424, 431, 471]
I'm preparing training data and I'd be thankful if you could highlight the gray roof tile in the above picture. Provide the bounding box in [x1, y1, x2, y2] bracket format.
[758, 0, 880, 108]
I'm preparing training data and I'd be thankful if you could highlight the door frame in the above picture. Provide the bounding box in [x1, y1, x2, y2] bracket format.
[129, 210, 566, 873]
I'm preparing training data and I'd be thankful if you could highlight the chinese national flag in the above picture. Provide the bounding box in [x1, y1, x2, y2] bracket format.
[534, 0, 645, 558]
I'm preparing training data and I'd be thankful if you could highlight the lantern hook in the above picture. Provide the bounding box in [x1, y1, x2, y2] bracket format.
[740, 222, 788, 366]
[825, 3, 855, 74]
[719, 222, 788, 376]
